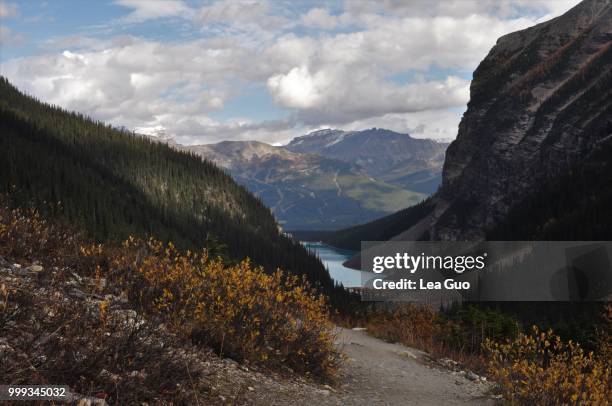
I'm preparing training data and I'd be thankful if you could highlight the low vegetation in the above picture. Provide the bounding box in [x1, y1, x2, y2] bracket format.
[360, 303, 611, 403]
[484, 326, 610, 405]
[361, 303, 519, 372]
[105, 238, 339, 377]
[0, 199, 339, 403]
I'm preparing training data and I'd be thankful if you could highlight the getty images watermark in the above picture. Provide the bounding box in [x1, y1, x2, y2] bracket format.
[357, 241, 612, 303]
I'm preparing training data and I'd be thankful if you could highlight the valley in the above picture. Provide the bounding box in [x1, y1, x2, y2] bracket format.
[1, 0, 611, 404]
[175, 129, 447, 231]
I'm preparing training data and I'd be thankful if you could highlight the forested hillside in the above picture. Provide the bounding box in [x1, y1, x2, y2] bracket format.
[0, 77, 349, 304]
[295, 199, 435, 251]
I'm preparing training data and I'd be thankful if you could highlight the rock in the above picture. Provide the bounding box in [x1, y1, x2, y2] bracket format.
[26, 264, 43, 273]
[70, 289, 87, 299]
[247, 386, 255, 391]
[351, 327, 366, 331]
[75, 397, 108, 406]
[439, 358, 459, 369]
[99, 369, 120, 383]
[316, 389, 330, 396]
[466, 371, 480, 381]
[128, 370, 146, 380]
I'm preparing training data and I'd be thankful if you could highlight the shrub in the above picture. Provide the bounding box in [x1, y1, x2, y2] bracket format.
[363, 305, 440, 351]
[363, 304, 520, 372]
[0, 285, 208, 404]
[0, 202, 339, 406]
[104, 237, 339, 378]
[483, 326, 611, 405]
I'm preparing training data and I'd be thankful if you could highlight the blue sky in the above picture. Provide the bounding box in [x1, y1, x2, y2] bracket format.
[0, 0, 580, 145]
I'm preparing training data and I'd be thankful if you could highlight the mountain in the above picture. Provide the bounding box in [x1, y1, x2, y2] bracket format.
[434, 0, 612, 240]
[287, 128, 448, 194]
[0, 77, 351, 304]
[312, 0, 612, 248]
[186, 140, 426, 230]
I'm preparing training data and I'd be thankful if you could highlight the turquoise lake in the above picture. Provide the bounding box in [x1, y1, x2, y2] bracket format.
[302, 241, 370, 288]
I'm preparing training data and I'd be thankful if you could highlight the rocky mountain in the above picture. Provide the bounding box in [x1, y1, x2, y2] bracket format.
[287, 128, 448, 194]
[433, 0, 612, 240]
[187, 140, 426, 231]
[312, 0, 612, 248]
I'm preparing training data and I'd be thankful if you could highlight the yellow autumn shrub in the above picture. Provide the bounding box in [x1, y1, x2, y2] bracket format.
[104, 237, 339, 378]
[483, 326, 611, 405]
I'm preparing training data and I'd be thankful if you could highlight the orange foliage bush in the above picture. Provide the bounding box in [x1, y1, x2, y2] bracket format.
[363, 305, 440, 351]
[92, 238, 339, 378]
[0, 200, 339, 380]
[484, 326, 611, 405]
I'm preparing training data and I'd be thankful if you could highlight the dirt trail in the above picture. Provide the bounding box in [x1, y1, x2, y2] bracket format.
[233, 328, 496, 405]
[329, 328, 495, 405]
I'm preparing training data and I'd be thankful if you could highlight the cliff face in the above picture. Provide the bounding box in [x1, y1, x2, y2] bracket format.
[432, 0, 612, 240]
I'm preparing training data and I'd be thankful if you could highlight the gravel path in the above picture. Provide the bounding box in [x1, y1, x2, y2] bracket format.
[222, 328, 497, 405]
[329, 328, 495, 405]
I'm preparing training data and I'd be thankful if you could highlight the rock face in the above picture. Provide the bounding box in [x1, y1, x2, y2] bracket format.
[429, 0, 612, 240]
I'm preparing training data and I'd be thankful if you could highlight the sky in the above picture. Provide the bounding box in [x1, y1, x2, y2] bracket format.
[0, 0, 581, 145]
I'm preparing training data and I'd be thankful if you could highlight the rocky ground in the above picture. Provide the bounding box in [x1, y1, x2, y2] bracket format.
[0, 256, 498, 405]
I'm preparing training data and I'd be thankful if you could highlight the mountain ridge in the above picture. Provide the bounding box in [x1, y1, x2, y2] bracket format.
[174, 128, 447, 230]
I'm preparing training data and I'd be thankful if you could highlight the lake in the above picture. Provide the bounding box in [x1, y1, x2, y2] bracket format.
[302, 241, 370, 287]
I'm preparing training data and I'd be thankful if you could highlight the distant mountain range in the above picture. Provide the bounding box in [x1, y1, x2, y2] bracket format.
[181, 129, 448, 231]
[287, 128, 447, 194]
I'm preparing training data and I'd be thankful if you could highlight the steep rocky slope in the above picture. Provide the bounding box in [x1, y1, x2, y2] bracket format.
[317, 0, 612, 245]
[434, 0, 612, 239]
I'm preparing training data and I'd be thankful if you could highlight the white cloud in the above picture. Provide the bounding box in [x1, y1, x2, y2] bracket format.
[267, 66, 325, 109]
[196, 0, 274, 25]
[115, 0, 192, 22]
[2, 0, 581, 144]
[341, 109, 465, 140]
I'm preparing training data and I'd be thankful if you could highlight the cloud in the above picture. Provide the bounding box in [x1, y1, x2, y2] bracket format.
[0, 2, 18, 18]
[196, 0, 273, 25]
[2, 0, 581, 144]
[341, 109, 465, 141]
[264, 12, 537, 126]
[268, 65, 469, 125]
[115, 0, 192, 22]
[300, 8, 340, 30]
